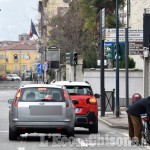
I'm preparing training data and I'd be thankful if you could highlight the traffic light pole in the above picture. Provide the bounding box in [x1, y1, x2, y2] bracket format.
[74, 63, 76, 81]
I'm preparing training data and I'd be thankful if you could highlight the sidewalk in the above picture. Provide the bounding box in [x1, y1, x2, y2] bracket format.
[98, 108, 128, 130]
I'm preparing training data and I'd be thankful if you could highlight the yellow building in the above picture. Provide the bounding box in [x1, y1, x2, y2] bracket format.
[0, 40, 38, 76]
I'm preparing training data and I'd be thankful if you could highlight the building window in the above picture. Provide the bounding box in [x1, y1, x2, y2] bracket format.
[22, 54, 28, 59]
[14, 65, 18, 72]
[0, 54, 5, 59]
[22, 65, 27, 73]
[0, 65, 5, 71]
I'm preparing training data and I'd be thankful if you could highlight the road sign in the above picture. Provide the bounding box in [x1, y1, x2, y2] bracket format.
[43, 63, 47, 71]
[37, 64, 42, 74]
[129, 42, 143, 55]
[105, 28, 143, 42]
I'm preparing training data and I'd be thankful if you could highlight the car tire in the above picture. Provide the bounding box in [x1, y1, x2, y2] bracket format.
[9, 126, 18, 141]
[66, 127, 74, 138]
[89, 118, 98, 134]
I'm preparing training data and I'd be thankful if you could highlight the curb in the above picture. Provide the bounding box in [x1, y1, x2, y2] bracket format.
[98, 116, 129, 130]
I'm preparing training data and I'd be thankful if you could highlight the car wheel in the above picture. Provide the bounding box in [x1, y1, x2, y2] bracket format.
[89, 118, 98, 134]
[66, 127, 74, 138]
[12, 78, 14, 81]
[9, 126, 18, 141]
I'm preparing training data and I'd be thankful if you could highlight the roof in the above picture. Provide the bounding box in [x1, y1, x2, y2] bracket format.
[1, 40, 36, 50]
[51, 81, 90, 86]
[20, 84, 62, 89]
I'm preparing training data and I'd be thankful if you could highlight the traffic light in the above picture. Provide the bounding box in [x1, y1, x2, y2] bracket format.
[14, 54, 18, 62]
[119, 43, 125, 60]
[114, 43, 125, 60]
[105, 43, 115, 60]
[66, 52, 72, 65]
[73, 52, 78, 65]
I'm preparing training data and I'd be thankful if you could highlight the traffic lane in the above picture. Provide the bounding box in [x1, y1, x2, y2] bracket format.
[0, 123, 149, 150]
[0, 89, 149, 150]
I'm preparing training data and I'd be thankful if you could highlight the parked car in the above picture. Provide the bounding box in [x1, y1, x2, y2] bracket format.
[51, 81, 100, 133]
[8, 84, 75, 140]
[6, 74, 21, 81]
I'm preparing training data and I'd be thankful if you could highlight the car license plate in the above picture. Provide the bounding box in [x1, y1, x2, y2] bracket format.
[75, 108, 80, 113]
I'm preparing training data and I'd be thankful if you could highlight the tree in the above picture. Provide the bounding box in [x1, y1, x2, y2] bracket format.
[46, 0, 125, 67]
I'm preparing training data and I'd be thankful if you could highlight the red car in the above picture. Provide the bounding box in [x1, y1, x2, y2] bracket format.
[51, 81, 100, 133]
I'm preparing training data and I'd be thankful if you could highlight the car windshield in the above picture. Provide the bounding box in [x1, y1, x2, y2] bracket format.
[65, 86, 93, 95]
[11, 74, 18, 77]
[19, 87, 64, 102]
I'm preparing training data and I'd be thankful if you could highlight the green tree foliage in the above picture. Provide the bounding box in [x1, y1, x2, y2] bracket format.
[119, 57, 136, 68]
[83, 47, 98, 68]
[48, 0, 125, 68]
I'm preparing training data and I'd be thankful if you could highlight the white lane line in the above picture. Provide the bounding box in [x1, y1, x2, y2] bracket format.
[18, 147, 25, 150]
[121, 133, 128, 137]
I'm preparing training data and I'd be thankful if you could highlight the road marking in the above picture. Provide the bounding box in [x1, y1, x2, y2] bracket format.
[120, 133, 128, 137]
[98, 116, 113, 126]
[18, 147, 25, 150]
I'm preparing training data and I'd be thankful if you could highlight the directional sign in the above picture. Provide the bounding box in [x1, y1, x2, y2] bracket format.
[105, 28, 143, 42]
[37, 64, 42, 74]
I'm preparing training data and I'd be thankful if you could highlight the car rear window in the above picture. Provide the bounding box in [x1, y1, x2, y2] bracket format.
[19, 87, 65, 102]
[65, 86, 93, 95]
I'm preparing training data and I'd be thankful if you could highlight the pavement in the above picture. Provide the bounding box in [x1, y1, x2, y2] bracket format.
[98, 107, 129, 130]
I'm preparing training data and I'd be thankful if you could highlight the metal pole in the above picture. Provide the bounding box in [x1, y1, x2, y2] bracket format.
[100, 10, 105, 117]
[44, 47, 46, 83]
[125, 0, 129, 108]
[74, 64, 76, 81]
[116, 0, 120, 117]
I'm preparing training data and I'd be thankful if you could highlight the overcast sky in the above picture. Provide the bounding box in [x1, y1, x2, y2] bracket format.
[0, 0, 38, 41]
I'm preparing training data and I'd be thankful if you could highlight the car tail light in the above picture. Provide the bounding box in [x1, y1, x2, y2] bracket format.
[64, 89, 69, 107]
[88, 97, 97, 104]
[14, 89, 21, 107]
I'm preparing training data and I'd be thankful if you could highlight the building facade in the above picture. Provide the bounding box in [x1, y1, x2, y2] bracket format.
[38, 0, 70, 45]
[0, 40, 37, 76]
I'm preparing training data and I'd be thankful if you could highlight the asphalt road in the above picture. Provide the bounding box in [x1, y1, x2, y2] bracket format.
[0, 81, 149, 150]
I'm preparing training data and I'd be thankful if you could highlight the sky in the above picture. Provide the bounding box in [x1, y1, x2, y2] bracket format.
[0, 0, 38, 41]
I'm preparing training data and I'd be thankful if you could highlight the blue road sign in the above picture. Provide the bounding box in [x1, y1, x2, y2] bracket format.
[37, 64, 42, 74]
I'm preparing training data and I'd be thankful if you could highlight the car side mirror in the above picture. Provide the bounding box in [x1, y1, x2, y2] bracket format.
[8, 99, 14, 104]
[95, 94, 100, 98]
[72, 100, 79, 104]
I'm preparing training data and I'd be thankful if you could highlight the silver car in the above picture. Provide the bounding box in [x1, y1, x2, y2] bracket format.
[6, 74, 21, 81]
[8, 84, 75, 140]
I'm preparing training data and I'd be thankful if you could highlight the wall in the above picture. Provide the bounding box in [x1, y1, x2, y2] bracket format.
[129, 0, 146, 29]
[83, 69, 143, 106]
